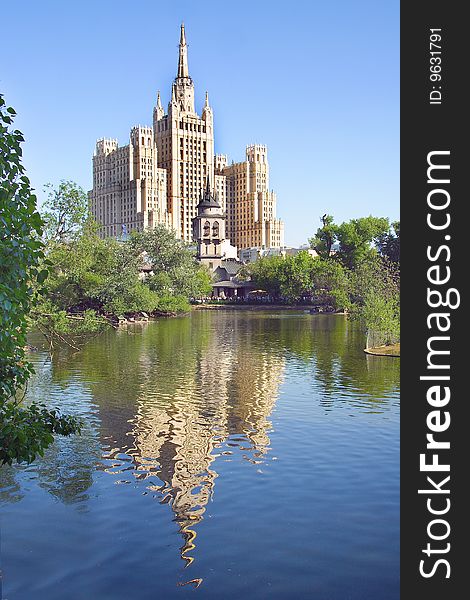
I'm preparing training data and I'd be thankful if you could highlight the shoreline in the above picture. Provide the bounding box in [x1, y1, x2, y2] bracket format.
[192, 304, 346, 313]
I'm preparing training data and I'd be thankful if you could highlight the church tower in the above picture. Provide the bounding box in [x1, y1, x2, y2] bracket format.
[154, 24, 215, 242]
[192, 177, 226, 270]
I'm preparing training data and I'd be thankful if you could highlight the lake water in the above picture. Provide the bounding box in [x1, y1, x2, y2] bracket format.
[0, 311, 399, 599]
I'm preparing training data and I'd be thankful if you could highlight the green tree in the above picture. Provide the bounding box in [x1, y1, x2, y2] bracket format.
[310, 258, 350, 310]
[247, 252, 350, 309]
[350, 256, 400, 346]
[308, 214, 338, 259]
[32, 220, 209, 343]
[0, 94, 80, 465]
[279, 251, 316, 302]
[131, 225, 212, 299]
[335, 216, 390, 269]
[42, 180, 89, 243]
[377, 220, 400, 265]
[32, 228, 159, 341]
[247, 255, 284, 299]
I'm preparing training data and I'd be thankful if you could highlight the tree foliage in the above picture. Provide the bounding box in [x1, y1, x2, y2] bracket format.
[309, 214, 391, 269]
[0, 94, 81, 465]
[245, 255, 284, 299]
[308, 214, 337, 259]
[42, 180, 89, 243]
[349, 256, 400, 345]
[265, 213, 398, 343]
[32, 215, 212, 345]
[130, 225, 212, 299]
[335, 216, 390, 269]
[310, 257, 351, 310]
[247, 251, 350, 310]
[377, 220, 400, 265]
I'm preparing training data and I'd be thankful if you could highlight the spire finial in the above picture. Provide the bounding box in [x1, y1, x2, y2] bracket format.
[204, 91, 209, 108]
[197, 174, 220, 209]
[157, 90, 162, 109]
[177, 23, 189, 78]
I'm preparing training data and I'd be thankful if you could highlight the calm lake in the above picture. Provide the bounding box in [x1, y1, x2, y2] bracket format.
[0, 311, 399, 599]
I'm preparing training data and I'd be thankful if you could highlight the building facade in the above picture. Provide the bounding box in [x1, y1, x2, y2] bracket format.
[89, 128, 170, 238]
[215, 144, 284, 249]
[89, 24, 284, 250]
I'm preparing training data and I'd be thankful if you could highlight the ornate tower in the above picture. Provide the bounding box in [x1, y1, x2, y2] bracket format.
[154, 24, 215, 241]
[174, 23, 195, 114]
[192, 177, 226, 270]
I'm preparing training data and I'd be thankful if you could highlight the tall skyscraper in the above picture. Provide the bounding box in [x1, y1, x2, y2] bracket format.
[89, 24, 284, 250]
[153, 24, 216, 242]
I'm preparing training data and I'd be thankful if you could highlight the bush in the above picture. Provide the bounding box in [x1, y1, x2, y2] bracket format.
[104, 283, 161, 316]
[154, 295, 190, 314]
[350, 256, 400, 345]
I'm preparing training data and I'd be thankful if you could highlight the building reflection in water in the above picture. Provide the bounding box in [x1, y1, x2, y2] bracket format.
[101, 315, 285, 566]
[4, 313, 399, 566]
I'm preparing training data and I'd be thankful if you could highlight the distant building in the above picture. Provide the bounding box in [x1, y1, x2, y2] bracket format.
[89, 24, 284, 248]
[285, 246, 318, 258]
[239, 246, 318, 264]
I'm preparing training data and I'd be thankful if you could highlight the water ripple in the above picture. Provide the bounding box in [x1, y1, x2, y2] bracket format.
[1, 312, 399, 600]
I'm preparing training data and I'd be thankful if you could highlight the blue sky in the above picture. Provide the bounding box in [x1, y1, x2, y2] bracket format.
[2, 0, 399, 246]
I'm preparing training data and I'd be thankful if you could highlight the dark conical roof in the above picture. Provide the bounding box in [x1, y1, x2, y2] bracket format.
[197, 176, 221, 208]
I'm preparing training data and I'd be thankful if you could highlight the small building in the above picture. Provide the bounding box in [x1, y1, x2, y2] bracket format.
[192, 177, 237, 271]
[239, 245, 318, 263]
[210, 258, 255, 299]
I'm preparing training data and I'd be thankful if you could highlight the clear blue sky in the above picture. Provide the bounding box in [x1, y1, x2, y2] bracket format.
[2, 0, 399, 246]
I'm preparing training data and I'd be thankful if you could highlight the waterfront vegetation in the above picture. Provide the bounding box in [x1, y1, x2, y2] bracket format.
[33, 215, 212, 347]
[36, 186, 400, 352]
[0, 96, 81, 465]
[243, 215, 400, 346]
[34, 178, 212, 347]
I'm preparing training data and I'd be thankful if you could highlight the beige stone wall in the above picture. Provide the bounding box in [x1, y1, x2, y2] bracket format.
[221, 145, 284, 250]
[154, 94, 215, 241]
[89, 127, 169, 239]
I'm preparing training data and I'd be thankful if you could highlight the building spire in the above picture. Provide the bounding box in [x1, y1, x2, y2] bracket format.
[177, 23, 189, 79]
[197, 175, 220, 209]
[157, 90, 162, 109]
[204, 91, 209, 108]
